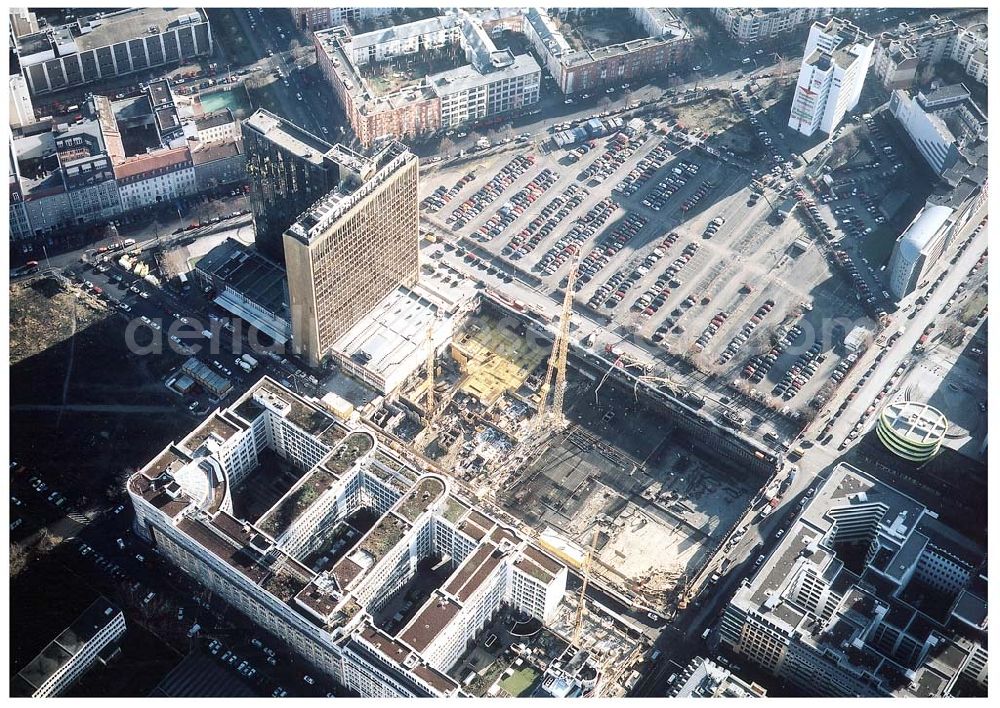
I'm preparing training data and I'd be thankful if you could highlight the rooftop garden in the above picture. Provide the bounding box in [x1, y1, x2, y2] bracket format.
[395, 476, 446, 523]
[358, 514, 409, 563]
[442, 496, 470, 524]
[516, 558, 552, 584]
[259, 469, 337, 538]
[262, 568, 309, 603]
[233, 397, 264, 423]
[326, 431, 375, 473]
[287, 399, 334, 436]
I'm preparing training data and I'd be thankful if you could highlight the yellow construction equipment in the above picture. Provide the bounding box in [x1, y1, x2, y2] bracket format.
[572, 524, 601, 648]
[538, 255, 580, 426]
[424, 319, 435, 421]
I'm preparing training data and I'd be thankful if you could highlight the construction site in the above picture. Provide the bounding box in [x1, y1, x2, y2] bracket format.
[389, 286, 773, 614]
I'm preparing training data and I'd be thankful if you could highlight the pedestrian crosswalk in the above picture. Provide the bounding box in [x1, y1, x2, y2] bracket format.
[67, 511, 92, 525]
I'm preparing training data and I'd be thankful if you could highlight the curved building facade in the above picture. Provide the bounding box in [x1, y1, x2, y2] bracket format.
[887, 203, 954, 300]
[876, 401, 948, 462]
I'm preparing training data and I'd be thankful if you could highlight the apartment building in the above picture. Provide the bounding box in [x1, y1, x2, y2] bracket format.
[291, 7, 394, 34]
[719, 463, 987, 697]
[191, 140, 245, 192]
[10, 108, 123, 239]
[712, 8, 834, 44]
[241, 109, 343, 264]
[11, 597, 126, 697]
[15, 8, 212, 96]
[314, 10, 540, 147]
[283, 141, 420, 367]
[788, 18, 874, 137]
[873, 16, 988, 91]
[127, 377, 568, 697]
[114, 146, 196, 211]
[523, 7, 693, 95]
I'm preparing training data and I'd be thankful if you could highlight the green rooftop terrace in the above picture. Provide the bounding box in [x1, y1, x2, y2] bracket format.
[358, 513, 410, 563]
[287, 398, 335, 436]
[395, 476, 446, 523]
[325, 431, 375, 473]
[259, 468, 338, 538]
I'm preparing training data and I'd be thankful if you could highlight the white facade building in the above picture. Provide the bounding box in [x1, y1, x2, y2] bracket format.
[788, 18, 874, 137]
[887, 203, 955, 299]
[718, 463, 987, 698]
[128, 377, 568, 698]
[115, 147, 197, 211]
[889, 83, 987, 177]
[713, 8, 834, 44]
[9, 74, 35, 128]
[12, 598, 126, 697]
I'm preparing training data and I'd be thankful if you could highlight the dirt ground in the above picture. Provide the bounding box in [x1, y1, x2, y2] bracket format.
[10, 279, 107, 366]
[671, 93, 749, 138]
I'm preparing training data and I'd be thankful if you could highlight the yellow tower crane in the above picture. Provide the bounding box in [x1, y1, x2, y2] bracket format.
[424, 319, 436, 422]
[572, 523, 602, 648]
[537, 254, 581, 426]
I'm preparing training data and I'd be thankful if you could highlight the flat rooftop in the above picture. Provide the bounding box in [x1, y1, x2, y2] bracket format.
[287, 141, 412, 243]
[196, 239, 288, 318]
[243, 109, 335, 166]
[13, 597, 122, 696]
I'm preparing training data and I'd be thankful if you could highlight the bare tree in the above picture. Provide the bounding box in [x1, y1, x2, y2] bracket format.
[10, 543, 28, 577]
[941, 322, 966, 347]
[828, 131, 862, 169]
[439, 136, 455, 157]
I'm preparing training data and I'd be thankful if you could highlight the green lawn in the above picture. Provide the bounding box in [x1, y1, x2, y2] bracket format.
[500, 666, 540, 697]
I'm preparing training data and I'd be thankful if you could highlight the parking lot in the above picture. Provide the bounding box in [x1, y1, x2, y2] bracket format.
[422, 95, 893, 431]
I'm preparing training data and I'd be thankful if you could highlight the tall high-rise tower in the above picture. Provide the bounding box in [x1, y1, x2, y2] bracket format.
[283, 141, 420, 366]
[788, 18, 874, 137]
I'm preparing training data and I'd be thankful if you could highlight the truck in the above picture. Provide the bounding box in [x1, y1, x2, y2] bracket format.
[202, 329, 213, 339]
[237, 360, 252, 373]
[241, 354, 259, 369]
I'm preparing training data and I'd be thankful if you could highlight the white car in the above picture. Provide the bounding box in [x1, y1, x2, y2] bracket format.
[692, 65, 702, 71]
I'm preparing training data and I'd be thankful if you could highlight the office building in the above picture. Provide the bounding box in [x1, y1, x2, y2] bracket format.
[194, 238, 292, 345]
[788, 18, 874, 137]
[242, 109, 342, 264]
[876, 401, 949, 462]
[887, 202, 955, 299]
[14, 8, 212, 96]
[283, 141, 419, 367]
[9, 75, 35, 129]
[11, 597, 126, 697]
[668, 656, 767, 697]
[712, 8, 834, 44]
[889, 84, 987, 179]
[719, 463, 987, 697]
[314, 10, 540, 147]
[873, 16, 987, 91]
[127, 377, 568, 697]
[523, 8, 693, 94]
